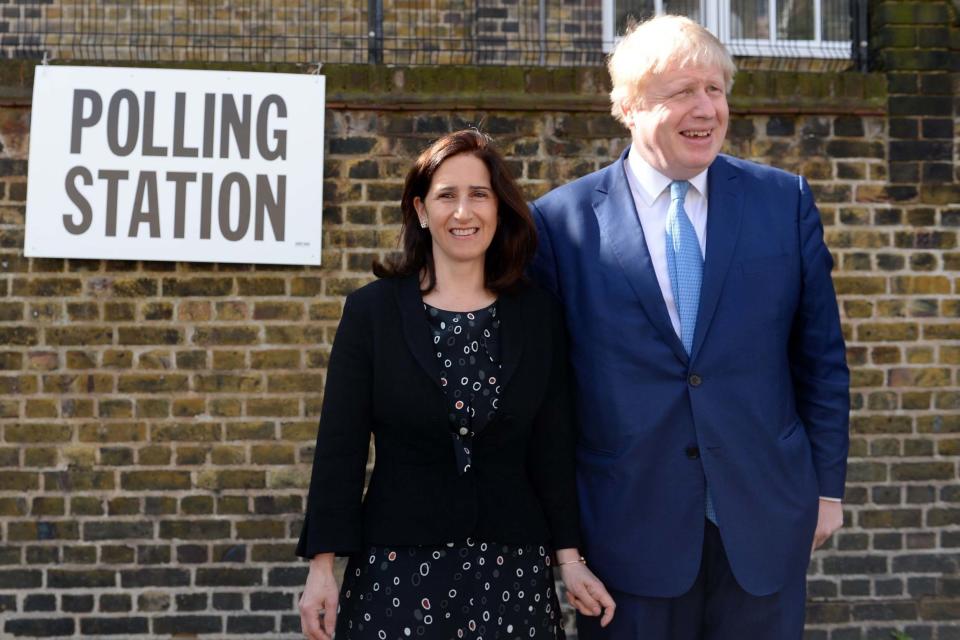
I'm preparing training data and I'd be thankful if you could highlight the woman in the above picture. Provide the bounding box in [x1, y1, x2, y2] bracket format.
[297, 130, 614, 640]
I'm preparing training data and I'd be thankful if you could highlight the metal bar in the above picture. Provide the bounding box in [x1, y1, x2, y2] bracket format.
[56, 0, 63, 60]
[306, 0, 312, 65]
[367, 0, 383, 64]
[769, 0, 777, 44]
[813, 0, 822, 44]
[854, 0, 868, 72]
[538, 0, 546, 66]
[206, 0, 211, 64]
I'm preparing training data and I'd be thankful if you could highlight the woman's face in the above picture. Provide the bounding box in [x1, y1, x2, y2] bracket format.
[414, 153, 499, 272]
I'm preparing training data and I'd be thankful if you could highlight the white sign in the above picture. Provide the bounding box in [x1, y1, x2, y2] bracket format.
[25, 66, 325, 265]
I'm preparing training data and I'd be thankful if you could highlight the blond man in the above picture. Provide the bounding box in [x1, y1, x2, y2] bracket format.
[530, 15, 849, 639]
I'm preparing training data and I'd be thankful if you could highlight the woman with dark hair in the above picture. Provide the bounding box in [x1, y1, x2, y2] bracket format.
[297, 130, 614, 640]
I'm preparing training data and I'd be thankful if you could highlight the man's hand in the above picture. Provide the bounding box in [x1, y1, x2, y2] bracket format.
[811, 499, 843, 552]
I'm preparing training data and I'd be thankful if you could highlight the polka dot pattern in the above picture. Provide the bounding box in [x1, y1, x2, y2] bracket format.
[335, 539, 564, 639]
[424, 302, 501, 474]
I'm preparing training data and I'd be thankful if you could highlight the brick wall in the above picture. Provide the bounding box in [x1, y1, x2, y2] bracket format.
[0, 3, 957, 639]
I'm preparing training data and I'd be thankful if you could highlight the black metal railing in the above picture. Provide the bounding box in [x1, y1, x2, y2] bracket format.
[4, 0, 864, 68]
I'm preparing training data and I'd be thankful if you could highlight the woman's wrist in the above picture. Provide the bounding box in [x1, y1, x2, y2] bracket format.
[309, 552, 335, 572]
[555, 547, 585, 566]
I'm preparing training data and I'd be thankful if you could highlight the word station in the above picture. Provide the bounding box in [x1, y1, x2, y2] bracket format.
[63, 89, 289, 241]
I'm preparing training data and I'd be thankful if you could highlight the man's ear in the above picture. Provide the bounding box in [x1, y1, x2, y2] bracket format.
[620, 99, 637, 128]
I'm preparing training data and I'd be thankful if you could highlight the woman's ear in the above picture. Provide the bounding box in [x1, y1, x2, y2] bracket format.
[413, 197, 428, 228]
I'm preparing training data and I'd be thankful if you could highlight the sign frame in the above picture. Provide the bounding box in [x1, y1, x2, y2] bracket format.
[24, 65, 325, 266]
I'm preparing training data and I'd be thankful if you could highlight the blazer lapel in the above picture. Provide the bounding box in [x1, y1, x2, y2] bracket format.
[494, 288, 523, 393]
[396, 273, 523, 405]
[691, 156, 744, 360]
[593, 150, 689, 365]
[396, 273, 444, 391]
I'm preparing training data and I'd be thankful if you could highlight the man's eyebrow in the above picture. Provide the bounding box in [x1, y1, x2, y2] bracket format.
[662, 78, 721, 93]
[668, 77, 697, 86]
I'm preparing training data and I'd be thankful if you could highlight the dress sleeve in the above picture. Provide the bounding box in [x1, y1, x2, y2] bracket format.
[296, 292, 374, 557]
[527, 297, 581, 549]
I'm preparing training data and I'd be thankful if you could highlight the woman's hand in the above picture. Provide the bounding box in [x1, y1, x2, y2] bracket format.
[556, 549, 616, 627]
[299, 553, 339, 640]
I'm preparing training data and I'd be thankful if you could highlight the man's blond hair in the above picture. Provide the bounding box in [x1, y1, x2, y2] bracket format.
[608, 15, 736, 125]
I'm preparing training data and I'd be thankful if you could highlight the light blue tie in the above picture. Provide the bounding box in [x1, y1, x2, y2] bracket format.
[664, 180, 716, 523]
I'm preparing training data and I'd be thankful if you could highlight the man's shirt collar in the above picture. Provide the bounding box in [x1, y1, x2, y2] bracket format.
[626, 147, 709, 207]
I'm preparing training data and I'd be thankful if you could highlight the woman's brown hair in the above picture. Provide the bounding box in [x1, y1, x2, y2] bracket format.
[373, 129, 537, 294]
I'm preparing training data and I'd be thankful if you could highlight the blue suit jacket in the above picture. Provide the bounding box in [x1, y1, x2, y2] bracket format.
[530, 149, 849, 598]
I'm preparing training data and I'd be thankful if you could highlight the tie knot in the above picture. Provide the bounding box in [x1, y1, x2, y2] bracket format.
[670, 180, 690, 202]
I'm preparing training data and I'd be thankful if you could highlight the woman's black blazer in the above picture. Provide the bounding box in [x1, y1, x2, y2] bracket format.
[296, 273, 580, 558]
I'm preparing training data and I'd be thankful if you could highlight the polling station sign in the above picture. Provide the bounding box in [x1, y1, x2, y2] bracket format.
[25, 66, 325, 265]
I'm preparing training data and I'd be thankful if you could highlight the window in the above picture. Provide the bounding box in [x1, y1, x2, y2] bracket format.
[602, 0, 852, 59]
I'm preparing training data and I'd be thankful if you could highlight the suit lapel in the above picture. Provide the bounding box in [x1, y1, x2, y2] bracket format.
[396, 273, 444, 391]
[494, 288, 523, 393]
[593, 151, 689, 365]
[691, 156, 744, 360]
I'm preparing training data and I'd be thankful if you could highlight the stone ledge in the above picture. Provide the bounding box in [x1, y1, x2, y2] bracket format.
[0, 60, 886, 115]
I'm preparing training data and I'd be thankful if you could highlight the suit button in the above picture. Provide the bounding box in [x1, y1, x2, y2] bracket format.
[685, 446, 700, 460]
[688, 374, 702, 387]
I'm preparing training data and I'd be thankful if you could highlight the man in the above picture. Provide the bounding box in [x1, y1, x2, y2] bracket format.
[530, 15, 850, 639]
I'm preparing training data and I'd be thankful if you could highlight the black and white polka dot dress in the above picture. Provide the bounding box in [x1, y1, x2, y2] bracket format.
[333, 303, 565, 640]
[426, 302, 501, 474]
[336, 539, 563, 640]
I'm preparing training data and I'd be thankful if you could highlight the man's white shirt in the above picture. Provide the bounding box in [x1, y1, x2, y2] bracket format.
[624, 149, 708, 338]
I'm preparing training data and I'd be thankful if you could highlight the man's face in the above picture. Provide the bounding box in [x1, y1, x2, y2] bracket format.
[625, 64, 729, 180]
